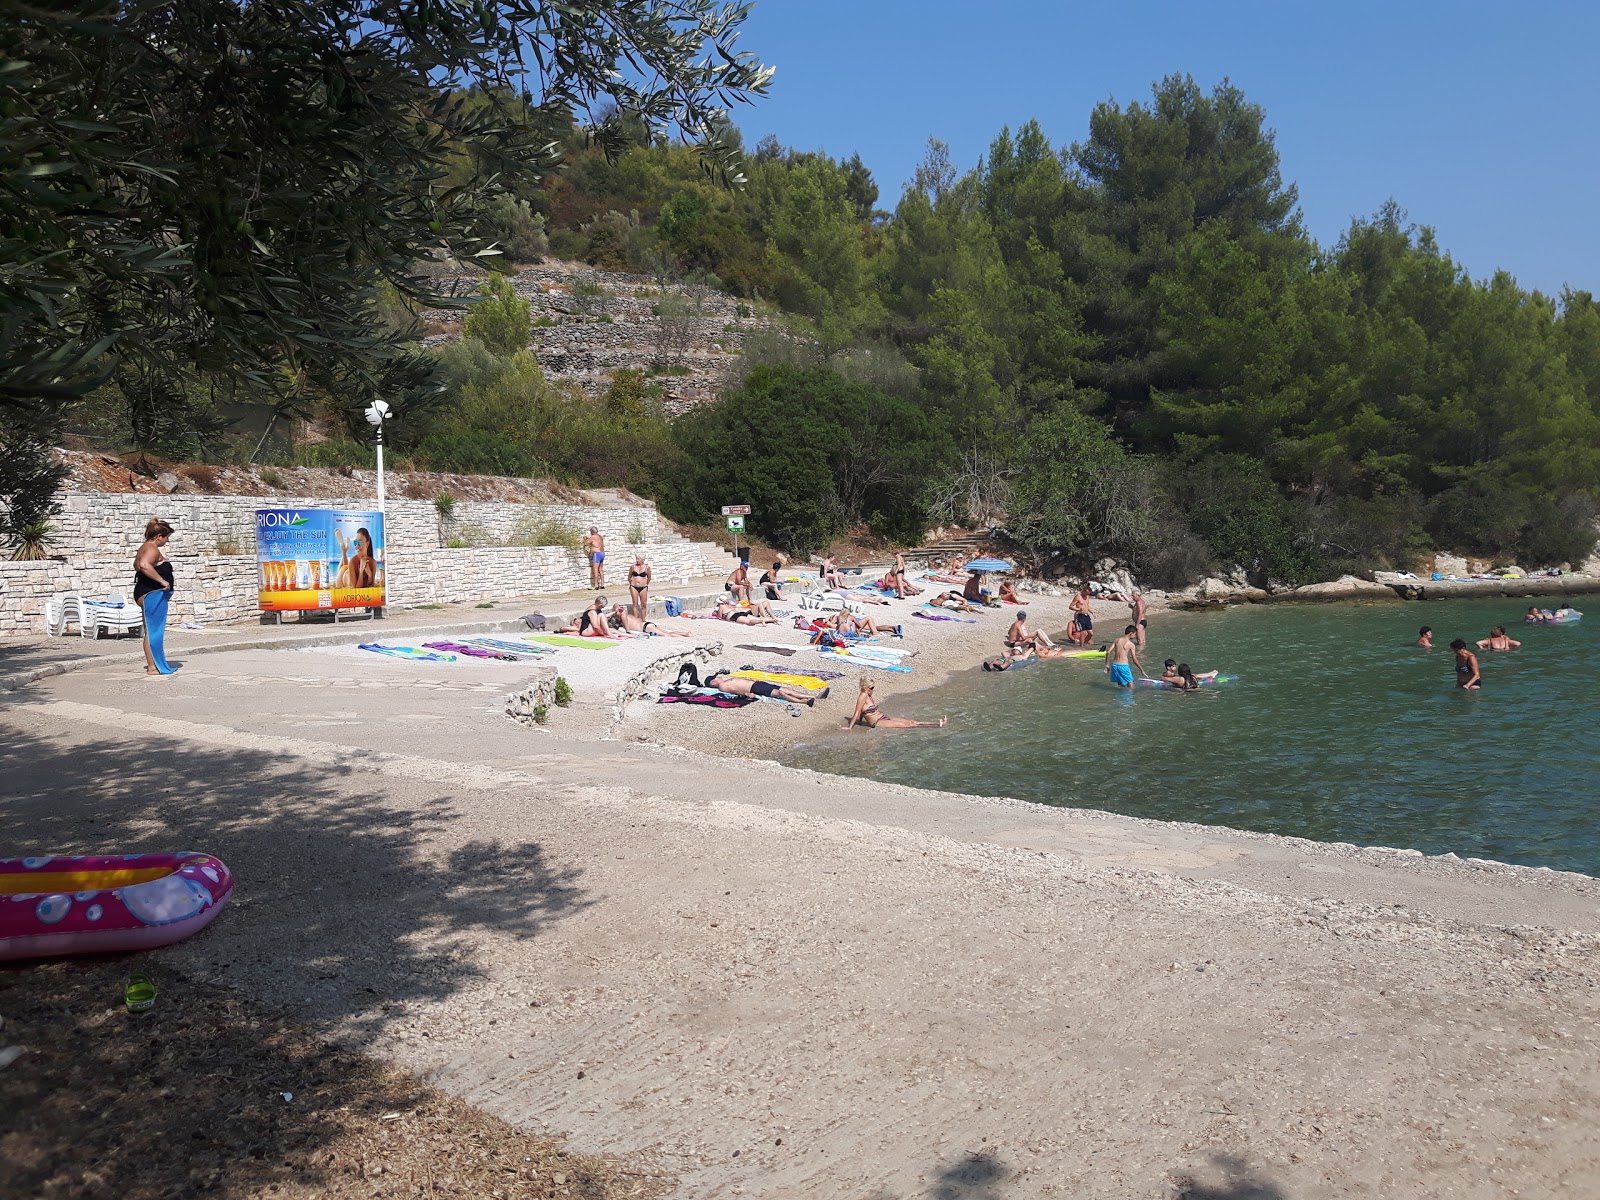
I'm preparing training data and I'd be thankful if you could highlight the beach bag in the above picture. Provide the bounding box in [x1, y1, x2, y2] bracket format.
[675, 662, 702, 688]
[664, 596, 684, 617]
[521, 613, 547, 631]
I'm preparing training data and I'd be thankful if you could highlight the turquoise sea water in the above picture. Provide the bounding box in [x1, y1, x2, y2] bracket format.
[783, 596, 1600, 875]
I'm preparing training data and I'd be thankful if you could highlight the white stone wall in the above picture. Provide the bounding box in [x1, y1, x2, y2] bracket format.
[49, 492, 680, 560]
[0, 540, 732, 635]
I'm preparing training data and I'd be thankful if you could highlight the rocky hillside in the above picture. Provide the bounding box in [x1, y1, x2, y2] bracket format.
[419, 260, 773, 413]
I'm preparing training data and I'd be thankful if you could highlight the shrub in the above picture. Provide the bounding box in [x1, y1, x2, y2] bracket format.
[532, 703, 550, 724]
[433, 491, 456, 520]
[415, 430, 537, 477]
[295, 439, 370, 469]
[552, 677, 572, 707]
[453, 522, 493, 547]
[259, 467, 286, 490]
[483, 195, 548, 262]
[626, 521, 646, 544]
[508, 513, 580, 549]
[182, 463, 221, 492]
[463, 274, 532, 356]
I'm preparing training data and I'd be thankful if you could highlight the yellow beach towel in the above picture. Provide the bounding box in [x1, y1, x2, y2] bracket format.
[730, 669, 830, 691]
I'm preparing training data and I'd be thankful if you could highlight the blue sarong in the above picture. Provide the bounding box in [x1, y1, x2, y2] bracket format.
[141, 588, 176, 674]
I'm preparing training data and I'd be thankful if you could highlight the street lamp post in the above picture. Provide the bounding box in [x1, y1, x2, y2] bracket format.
[364, 400, 391, 513]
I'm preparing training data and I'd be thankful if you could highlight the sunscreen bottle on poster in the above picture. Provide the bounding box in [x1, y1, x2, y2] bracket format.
[295, 559, 309, 590]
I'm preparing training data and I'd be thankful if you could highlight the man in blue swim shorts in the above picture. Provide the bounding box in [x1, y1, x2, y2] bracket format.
[583, 526, 606, 589]
[1105, 624, 1145, 688]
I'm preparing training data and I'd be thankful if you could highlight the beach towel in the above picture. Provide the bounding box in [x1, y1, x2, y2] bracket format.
[139, 588, 175, 674]
[360, 643, 457, 662]
[423, 641, 520, 661]
[526, 634, 619, 649]
[837, 643, 913, 660]
[656, 690, 755, 708]
[731, 669, 831, 690]
[738, 642, 796, 657]
[914, 609, 976, 623]
[752, 663, 845, 679]
[819, 650, 913, 673]
[462, 637, 555, 658]
[664, 597, 684, 616]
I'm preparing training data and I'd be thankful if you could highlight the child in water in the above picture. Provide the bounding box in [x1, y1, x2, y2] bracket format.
[1449, 638, 1481, 689]
[1417, 626, 1433, 648]
[1160, 658, 1218, 685]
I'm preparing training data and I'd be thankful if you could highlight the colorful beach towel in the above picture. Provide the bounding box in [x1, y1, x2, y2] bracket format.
[423, 641, 520, 661]
[462, 637, 555, 658]
[657, 689, 755, 708]
[360, 643, 457, 662]
[915, 609, 976, 623]
[752, 663, 845, 679]
[526, 634, 619, 649]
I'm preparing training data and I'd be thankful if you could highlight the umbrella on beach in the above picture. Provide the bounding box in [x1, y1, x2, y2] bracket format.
[965, 558, 1012, 572]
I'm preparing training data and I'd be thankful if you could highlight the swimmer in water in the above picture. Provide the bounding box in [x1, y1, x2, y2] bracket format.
[1449, 638, 1481, 689]
[1167, 663, 1203, 691]
[1160, 658, 1218, 684]
[1476, 626, 1521, 651]
[1417, 626, 1434, 648]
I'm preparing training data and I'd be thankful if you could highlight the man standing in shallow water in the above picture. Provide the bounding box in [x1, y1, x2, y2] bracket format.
[1130, 591, 1149, 647]
[1105, 625, 1146, 689]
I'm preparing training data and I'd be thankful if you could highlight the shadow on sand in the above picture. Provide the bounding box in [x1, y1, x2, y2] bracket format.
[0, 721, 598, 1197]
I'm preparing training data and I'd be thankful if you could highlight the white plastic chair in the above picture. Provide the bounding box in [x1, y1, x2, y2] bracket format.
[80, 594, 144, 639]
[43, 595, 84, 637]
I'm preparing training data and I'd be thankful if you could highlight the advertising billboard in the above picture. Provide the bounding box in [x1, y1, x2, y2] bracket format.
[256, 508, 385, 612]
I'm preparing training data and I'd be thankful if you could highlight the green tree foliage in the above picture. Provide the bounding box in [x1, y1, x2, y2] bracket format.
[2, 0, 770, 512]
[665, 366, 953, 553]
[463, 276, 532, 357]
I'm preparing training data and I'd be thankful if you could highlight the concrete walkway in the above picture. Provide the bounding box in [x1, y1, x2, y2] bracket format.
[0, 574, 740, 691]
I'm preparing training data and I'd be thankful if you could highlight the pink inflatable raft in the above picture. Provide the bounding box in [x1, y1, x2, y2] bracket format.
[0, 852, 233, 961]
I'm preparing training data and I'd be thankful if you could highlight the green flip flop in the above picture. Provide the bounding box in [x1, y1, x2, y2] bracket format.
[123, 972, 157, 1013]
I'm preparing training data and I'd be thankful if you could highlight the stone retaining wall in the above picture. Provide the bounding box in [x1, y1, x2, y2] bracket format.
[0, 541, 731, 636]
[49, 492, 680, 561]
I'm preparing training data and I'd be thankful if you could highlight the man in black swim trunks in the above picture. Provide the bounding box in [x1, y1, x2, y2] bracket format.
[1068, 584, 1094, 646]
[706, 672, 827, 705]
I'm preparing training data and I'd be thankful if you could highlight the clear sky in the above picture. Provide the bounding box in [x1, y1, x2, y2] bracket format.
[731, 0, 1599, 297]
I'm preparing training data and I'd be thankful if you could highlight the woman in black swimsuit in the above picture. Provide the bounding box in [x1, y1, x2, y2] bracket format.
[133, 518, 177, 675]
[577, 597, 615, 639]
[628, 555, 651, 620]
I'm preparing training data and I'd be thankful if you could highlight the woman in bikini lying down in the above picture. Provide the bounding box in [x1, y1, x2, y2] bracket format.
[611, 604, 691, 637]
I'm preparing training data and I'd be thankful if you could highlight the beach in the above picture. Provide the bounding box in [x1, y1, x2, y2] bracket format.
[5, 584, 1599, 1198]
[618, 584, 1089, 761]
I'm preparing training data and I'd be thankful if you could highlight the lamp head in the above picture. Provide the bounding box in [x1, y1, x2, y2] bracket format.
[363, 400, 391, 427]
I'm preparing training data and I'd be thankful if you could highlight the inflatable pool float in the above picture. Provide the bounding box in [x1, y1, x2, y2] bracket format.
[0, 852, 233, 961]
[1137, 673, 1239, 689]
[1526, 610, 1583, 624]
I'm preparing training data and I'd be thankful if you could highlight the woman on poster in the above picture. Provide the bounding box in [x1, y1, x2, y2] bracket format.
[334, 525, 378, 591]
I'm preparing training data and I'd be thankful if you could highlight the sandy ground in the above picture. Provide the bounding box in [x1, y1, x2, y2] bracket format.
[4, 587, 1599, 1199]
